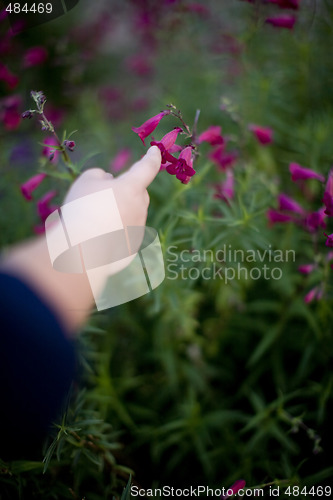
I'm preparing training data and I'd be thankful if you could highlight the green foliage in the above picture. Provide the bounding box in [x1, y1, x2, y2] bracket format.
[1, 0, 333, 498]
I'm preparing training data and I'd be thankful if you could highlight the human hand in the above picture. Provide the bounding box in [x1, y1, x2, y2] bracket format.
[64, 145, 161, 229]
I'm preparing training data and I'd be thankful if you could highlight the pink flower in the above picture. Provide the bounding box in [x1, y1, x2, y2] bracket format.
[42, 137, 59, 164]
[166, 146, 196, 184]
[151, 127, 183, 164]
[304, 286, 323, 304]
[265, 15, 296, 29]
[305, 208, 326, 232]
[23, 46, 48, 68]
[267, 209, 294, 225]
[209, 145, 238, 170]
[324, 233, 333, 248]
[323, 169, 333, 216]
[323, 192, 333, 217]
[132, 111, 168, 145]
[222, 480, 246, 499]
[0, 63, 19, 89]
[198, 125, 224, 146]
[289, 163, 325, 183]
[249, 124, 273, 145]
[125, 54, 153, 76]
[214, 170, 234, 202]
[278, 193, 304, 214]
[21, 173, 46, 201]
[265, 0, 299, 9]
[298, 264, 315, 275]
[37, 190, 58, 222]
[3, 108, 21, 130]
[110, 148, 132, 173]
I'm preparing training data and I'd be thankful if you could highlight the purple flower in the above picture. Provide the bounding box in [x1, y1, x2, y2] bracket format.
[209, 145, 238, 171]
[151, 127, 183, 164]
[298, 264, 315, 275]
[323, 170, 333, 216]
[324, 233, 333, 248]
[304, 286, 323, 304]
[110, 148, 132, 173]
[43, 137, 59, 164]
[214, 170, 234, 202]
[63, 140, 75, 152]
[21, 173, 46, 201]
[278, 193, 304, 214]
[265, 15, 297, 29]
[249, 124, 273, 145]
[166, 146, 196, 184]
[222, 480, 246, 499]
[265, 0, 299, 9]
[305, 208, 326, 232]
[0, 63, 19, 89]
[132, 111, 168, 145]
[37, 190, 58, 222]
[323, 192, 333, 217]
[23, 46, 48, 68]
[289, 163, 325, 183]
[267, 209, 294, 225]
[198, 125, 224, 146]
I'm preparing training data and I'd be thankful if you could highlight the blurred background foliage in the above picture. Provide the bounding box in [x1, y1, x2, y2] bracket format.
[1, 0, 333, 498]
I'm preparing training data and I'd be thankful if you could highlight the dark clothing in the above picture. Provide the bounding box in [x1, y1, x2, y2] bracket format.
[0, 273, 75, 459]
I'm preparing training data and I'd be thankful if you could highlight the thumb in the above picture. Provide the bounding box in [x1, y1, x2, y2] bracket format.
[123, 146, 161, 188]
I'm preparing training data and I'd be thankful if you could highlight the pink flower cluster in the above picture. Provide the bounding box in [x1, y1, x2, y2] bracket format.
[267, 161, 333, 303]
[20, 136, 63, 234]
[132, 111, 196, 184]
[246, 0, 300, 30]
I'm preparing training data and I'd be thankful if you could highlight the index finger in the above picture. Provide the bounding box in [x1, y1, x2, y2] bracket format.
[122, 146, 162, 189]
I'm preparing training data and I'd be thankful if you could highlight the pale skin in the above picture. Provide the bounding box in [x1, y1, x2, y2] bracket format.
[1, 145, 162, 336]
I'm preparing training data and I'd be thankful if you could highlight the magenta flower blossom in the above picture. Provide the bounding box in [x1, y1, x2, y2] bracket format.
[305, 208, 326, 232]
[151, 127, 183, 164]
[198, 125, 224, 146]
[166, 146, 196, 184]
[1, 95, 22, 130]
[323, 192, 333, 217]
[298, 264, 315, 275]
[3, 108, 21, 130]
[324, 233, 333, 248]
[110, 148, 132, 173]
[63, 140, 75, 152]
[37, 190, 58, 222]
[265, 15, 296, 29]
[209, 145, 238, 171]
[249, 124, 273, 145]
[278, 193, 305, 214]
[267, 209, 294, 225]
[23, 46, 48, 68]
[21, 173, 46, 201]
[323, 170, 333, 216]
[0, 62, 19, 89]
[42, 137, 59, 164]
[132, 111, 168, 145]
[289, 163, 325, 183]
[215, 170, 234, 202]
[304, 286, 323, 304]
[222, 480, 246, 500]
[265, 0, 299, 9]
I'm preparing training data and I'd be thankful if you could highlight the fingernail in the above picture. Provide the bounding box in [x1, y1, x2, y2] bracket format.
[147, 145, 159, 155]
